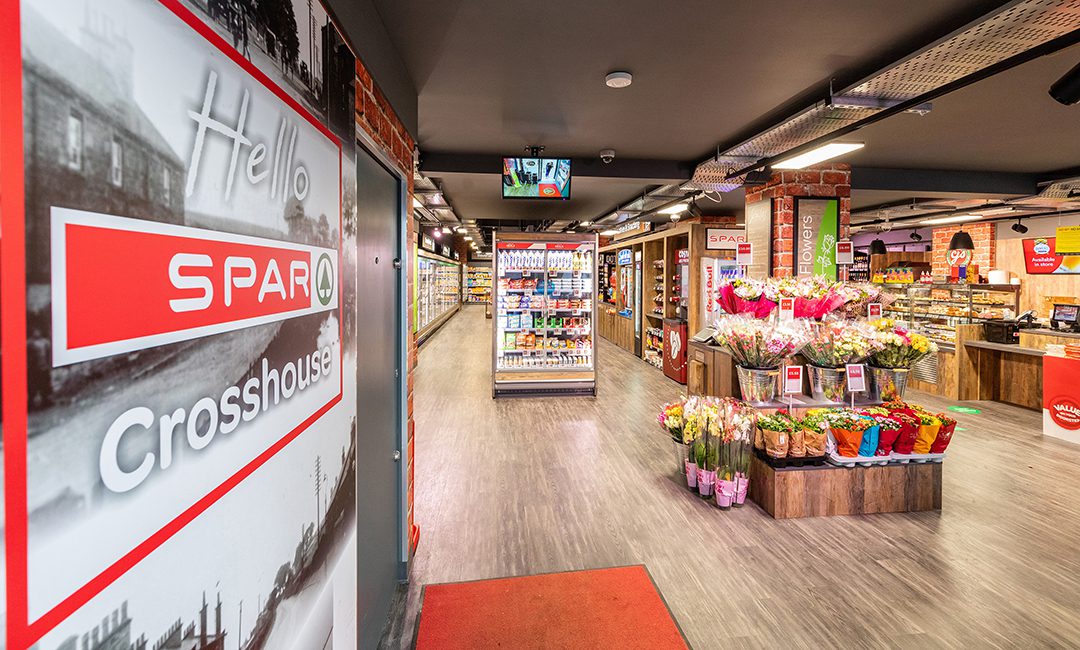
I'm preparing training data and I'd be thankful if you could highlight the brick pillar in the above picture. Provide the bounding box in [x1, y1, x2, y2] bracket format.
[930, 222, 996, 278]
[743, 164, 851, 277]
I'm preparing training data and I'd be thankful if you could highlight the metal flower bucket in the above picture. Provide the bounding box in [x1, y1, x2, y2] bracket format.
[808, 365, 846, 403]
[869, 366, 909, 402]
[673, 440, 686, 474]
[736, 366, 779, 404]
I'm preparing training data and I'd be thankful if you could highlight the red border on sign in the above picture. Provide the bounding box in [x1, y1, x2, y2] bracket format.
[3, 1, 346, 647]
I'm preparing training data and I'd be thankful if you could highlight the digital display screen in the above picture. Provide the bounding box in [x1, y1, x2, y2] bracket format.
[1053, 304, 1079, 323]
[502, 157, 571, 199]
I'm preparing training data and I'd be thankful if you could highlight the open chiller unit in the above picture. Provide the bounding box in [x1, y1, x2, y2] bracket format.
[492, 232, 598, 397]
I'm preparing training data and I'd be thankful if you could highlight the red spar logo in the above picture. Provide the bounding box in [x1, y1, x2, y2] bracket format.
[51, 207, 338, 366]
[1050, 397, 1080, 431]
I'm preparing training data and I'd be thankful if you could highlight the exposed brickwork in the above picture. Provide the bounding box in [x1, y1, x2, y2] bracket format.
[931, 222, 996, 279]
[743, 164, 852, 277]
[355, 58, 421, 554]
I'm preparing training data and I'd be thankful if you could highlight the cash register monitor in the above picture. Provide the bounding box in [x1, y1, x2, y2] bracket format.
[1052, 304, 1079, 328]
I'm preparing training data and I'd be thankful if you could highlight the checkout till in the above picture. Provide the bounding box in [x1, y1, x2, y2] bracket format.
[960, 303, 1080, 445]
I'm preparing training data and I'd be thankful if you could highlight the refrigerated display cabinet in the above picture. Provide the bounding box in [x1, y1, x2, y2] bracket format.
[492, 232, 598, 397]
[415, 249, 462, 343]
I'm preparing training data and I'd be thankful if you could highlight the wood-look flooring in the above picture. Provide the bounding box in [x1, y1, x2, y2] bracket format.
[384, 306, 1080, 648]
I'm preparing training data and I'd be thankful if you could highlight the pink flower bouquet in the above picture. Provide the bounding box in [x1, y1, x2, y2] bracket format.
[712, 315, 812, 369]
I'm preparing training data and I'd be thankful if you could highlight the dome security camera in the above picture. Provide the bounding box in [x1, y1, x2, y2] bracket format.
[599, 149, 616, 164]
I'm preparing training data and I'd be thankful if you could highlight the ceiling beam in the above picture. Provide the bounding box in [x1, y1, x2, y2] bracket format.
[419, 153, 693, 182]
[852, 167, 1039, 196]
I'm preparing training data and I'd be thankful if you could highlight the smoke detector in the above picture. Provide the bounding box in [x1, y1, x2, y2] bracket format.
[605, 71, 633, 88]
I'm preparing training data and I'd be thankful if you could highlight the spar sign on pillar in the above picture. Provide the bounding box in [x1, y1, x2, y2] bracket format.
[52, 209, 339, 365]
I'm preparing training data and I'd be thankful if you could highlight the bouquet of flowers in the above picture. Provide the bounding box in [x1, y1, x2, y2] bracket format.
[835, 282, 897, 319]
[757, 411, 797, 459]
[800, 409, 830, 456]
[717, 278, 777, 318]
[931, 414, 957, 453]
[712, 315, 812, 369]
[713, 398, 756, 508]
[871, 414, 903, 456]
[824, 409, 872, 457]
[801, 320, 884, 368]
[657, 399, 689, 443]
[869, 319, 938, 369]
[913, 411, 941, 454]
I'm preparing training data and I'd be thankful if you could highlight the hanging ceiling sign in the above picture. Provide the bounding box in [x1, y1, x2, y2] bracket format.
[1056, 226, 1080, 255]
[612, 220, 652, 241]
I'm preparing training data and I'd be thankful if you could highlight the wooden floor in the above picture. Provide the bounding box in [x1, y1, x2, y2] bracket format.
[385, 306, 1080, 648]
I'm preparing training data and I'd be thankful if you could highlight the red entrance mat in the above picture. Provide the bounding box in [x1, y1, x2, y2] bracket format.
[415, 565, 688, 649]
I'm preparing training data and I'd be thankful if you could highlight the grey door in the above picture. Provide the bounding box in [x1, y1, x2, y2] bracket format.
[355, 143, 403, 648]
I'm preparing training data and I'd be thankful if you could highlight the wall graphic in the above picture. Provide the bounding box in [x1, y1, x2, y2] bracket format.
[794, 198, 839, 279]
[2, 0, 362, 648]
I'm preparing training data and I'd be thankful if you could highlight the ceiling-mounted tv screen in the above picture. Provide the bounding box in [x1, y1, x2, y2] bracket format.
[502, 157, 571, 199]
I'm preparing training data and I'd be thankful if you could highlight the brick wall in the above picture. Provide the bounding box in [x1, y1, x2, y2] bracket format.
[930, 222, 996, 278]
[743, 164, 851, 277]
[355, 59, 421, 554]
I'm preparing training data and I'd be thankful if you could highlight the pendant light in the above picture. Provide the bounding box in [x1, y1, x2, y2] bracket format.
[948, 229, 975, 250]
[869, 237, 887, 255]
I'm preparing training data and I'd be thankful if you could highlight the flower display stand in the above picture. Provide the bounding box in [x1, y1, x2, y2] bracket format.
[748, 454, 942, 519]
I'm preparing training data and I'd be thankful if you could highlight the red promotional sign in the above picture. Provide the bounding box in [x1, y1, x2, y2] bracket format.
[846, 364, 866, 392]
[784, 365, 803, 394]
[1023, 237, 1080, 274]
[736, 242, 753, 266]
[868, 303, 883, 320]
[835, 240, 854, 265]
[52, 208, 339, 366]
[779, 297, 795, 320]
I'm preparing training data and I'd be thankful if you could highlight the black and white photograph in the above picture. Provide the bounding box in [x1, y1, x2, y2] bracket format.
[6, 0, 359, 646]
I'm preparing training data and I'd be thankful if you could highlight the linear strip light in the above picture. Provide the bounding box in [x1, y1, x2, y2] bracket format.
[920, 213, 984, 225]
[658, 203, 688, 215]
[772, 142, 865, 170]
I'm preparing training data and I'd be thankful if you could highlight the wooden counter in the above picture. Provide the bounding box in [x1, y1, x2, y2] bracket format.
[597, 303, 635, 354]
[958, 326, 1042, 410]
[687, 341, 740, 398]
[749, 455, 942, 519]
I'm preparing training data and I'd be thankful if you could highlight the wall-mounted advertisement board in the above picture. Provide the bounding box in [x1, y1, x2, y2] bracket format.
[1, 1, 362, 648]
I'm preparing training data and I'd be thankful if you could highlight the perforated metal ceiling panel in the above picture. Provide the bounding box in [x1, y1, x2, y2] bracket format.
[703, 0, 1080, 171]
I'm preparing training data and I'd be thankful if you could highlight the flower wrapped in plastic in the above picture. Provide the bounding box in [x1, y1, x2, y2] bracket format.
[836, 282, 898, 319]
[717, 279, 776, 318]
[801, 320, 884, 368]
[712, 315, 812, 369]
[931, 414, 957, 453]
[872, 415, 903, 456]
[824, 409, 872, 457]
[869, 319, 938, 369]
[913, 411, 941, 454]
[657, 399, 689, 443]
[800, 409, 830, 457]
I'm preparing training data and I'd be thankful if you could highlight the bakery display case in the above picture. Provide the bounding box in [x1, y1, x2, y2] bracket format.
[881, 283, 1021, 350]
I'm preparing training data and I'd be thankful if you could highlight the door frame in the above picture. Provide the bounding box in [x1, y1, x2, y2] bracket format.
[355, 125, 410, 579]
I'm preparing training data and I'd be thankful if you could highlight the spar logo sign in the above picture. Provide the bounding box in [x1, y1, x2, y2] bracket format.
[316, 253, 335, 306]
[1050, 396, 1080, 431]
[51, 207, 339, 366]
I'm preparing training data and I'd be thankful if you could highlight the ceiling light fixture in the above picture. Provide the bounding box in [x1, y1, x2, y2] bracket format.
[464, 236, 473, 241]
[772, 142, 865, 170]
[920, 213, 984, 225]
[432, 230, 441, 239]
[605, 71, 633, 89]
[869, 237, 888, 255]
[455, 227, 467, 234]
[441, 227, 452, 234]
[910, 231, 923, 242]
[949, 229, 975, 251]
[1011, 218, 1029, 234]
[600, 229, 619, 236]
[1050, 60, 1080, 106]
[580, 221, 591, 227]
[659, 203, 688, 215]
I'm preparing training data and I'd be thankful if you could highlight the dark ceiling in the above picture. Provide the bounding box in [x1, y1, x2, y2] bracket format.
[369, 0, 1080, 226]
